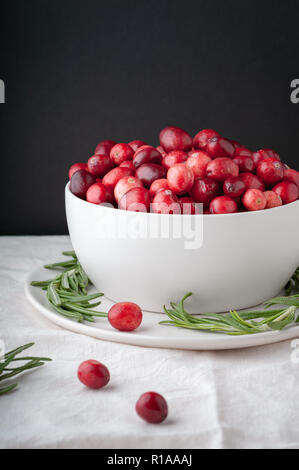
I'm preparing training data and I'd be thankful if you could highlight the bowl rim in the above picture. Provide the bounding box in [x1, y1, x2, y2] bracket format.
[65, 182, 299, 219]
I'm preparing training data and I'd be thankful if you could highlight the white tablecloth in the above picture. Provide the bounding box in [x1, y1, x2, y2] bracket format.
[0, 235, 299, 449]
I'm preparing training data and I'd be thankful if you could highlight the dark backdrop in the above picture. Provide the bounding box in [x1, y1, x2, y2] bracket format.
[1, 0, 299, 234]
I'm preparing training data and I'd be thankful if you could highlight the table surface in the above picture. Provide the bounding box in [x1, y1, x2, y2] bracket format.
[1, 235, 299, 449]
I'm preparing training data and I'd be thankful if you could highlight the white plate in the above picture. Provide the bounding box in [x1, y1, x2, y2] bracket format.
[25, 266, 299, 351]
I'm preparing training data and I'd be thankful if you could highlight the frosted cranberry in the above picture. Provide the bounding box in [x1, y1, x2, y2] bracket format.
[193, 129, 220, 150]
[114, 176, 143, 203]
[110, 143, 134, 165]
[149, 178, 169, 197]
[152, 189, 181, 214]
[256, 159, 284, 186]
[128, 140, 147, 152]
[223, 176, 246, 198]
[87, 154, 114, 178]
[180, 196, 201, 214]
[233, 155, 254, 173]
[133, 146, 162, 168]
[119, 160, 135, 172]
[206, 158, 239, 182]
[167, 163, 194, 195]
[108, 302, 142, 331]
[119, 187, 151, 212]
[86, 182, 113, 205]
[242, 189, 266, 211]
[239, 172, 265, 191]
[252, 149, 280, 167]
[135, 163, 166, 188]
[284, 169, 299, 188]
[186, 150, 212, 178]
[159, 126, 193, 152]
[69, 163, 88, 180]
[136, 392, 168, 424]
[206, 137, 235, 159]
[264, 191, 282, 208]
[162, 150, 188, 170]
[156, 145, 167, 157]
[77, 360, 110, 389]
[102, 167, 133, 192]
[210, 196, 238, 214]
[191, 177, 220, 205]
[70, 169, 96, 199]
[273, 181, 299, 204]
[234, 146, 253, 158]
[94, 140, 116, 156]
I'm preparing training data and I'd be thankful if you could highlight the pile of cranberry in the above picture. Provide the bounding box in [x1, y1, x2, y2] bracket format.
[69, 126, 299, 214]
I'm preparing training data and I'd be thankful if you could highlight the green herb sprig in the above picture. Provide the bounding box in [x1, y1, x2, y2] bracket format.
[31, 251, 107, 323]
[0, 343, 51, 395]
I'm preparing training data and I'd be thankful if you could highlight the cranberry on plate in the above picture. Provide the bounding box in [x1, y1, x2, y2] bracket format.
[128, 140, 147, 152]
[136, 392, 168, 424]
[284, 168, 299, 188]
[152, 189, 181, 214]
[70, 169, 96, 199]
[162, 150, 188, 170]
[193, 129, 220, 150]
[242, 189, 267, 211]
[233, 155, 254, 173]
[180, 196, 201, 214]
[239, 172, 265, 191]
[223, 176, 246, 198]
[206, 158, 239, 181]
[119, 160, 135, 172]
[110, 143, 134, 165]
[114, 176, 143, 203]
[133, 146, 162, 168]
[210, 196, 238, 214]
[149, 178, 169, 197]
[87, 154, 114, 178]
[256, 159, 284, 186]
[86, 182, 113, 205]
[264, 191, 282, 208]
[102, 167, 134, 192]
[206, 137, 235, 159]
[108, 302, 143, 331]
[94, 140, 116, 156]
[186, 150, 212, 178]
[77, 360, 110, 389]
[252, 148, 280, 167]
[135, 163, 166, 188]
[69, 162, 88, 180]
[191, 177, 220, 206]
[234, 146, 253, 158]
[167, 163, 194, 195]
[272, 181, 299, 204]
[119, 187, 151, 212]
[159, 126, 193, 152]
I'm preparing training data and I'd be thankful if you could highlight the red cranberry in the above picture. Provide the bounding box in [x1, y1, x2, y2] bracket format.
[273, 181, 299, 204]
[159, 126, 193, 152]
[110, 143, 134, 165]
[135, 163, 166, 188]
[108, 302, 142, 331]
[70, 169, 96, 199]
[230, 140, 242, 149]
[114, 176, 143, 203]
[256, 159, 284, 186]
[191, 177, 220, 205]
[119, 187, 151, 212]
[77, 360, 110, 389]
[233, 155, 254, 173]
[167, 163, 194, 195]
[156, 145, 167, 157]
[223, 176, 246, 198]
[152, 189, 181, 214]
[128, 140, 147, 152]
[102, 167, 134, 192]
[234, 146, 253, 158]
[119, 160, 135, 172]
[239, 172, 265, 191]
[69, 163, 88, 180]
[94, 140, 116, 156]
[284, 169, 299, 188]
[206, 158, 239, 181]
[210, 196, 238, 214]
[264, 191, 282, 208]
[193, 129, 220, 149]
[206, 137, 235, 159]
[186, 150, 212, 178]
[136, 392, 168, 424]
[133, 146, 162, 169]
[162, 150, 188, 170]
[242, 189, 267, 211]
[86, 182, 113, 205]
[87, 154, 114, 178]
[180, 196, 201, 214]
[252, 149, 280, 167]
[149, 178, 169, 197]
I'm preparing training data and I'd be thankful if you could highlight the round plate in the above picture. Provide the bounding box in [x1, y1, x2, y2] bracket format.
[25, 266, 299, 350]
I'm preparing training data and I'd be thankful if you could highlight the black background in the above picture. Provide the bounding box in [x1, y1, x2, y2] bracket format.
[1, 0, 299, 234]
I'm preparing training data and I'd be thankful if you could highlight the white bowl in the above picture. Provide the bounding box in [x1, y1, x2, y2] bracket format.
[65, 183, 299, 313]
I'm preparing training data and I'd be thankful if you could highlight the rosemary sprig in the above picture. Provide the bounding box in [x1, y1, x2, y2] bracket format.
[161, 292, 299, 336]
[0, 343, 51, 395]
[31, 251, 107, 323]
